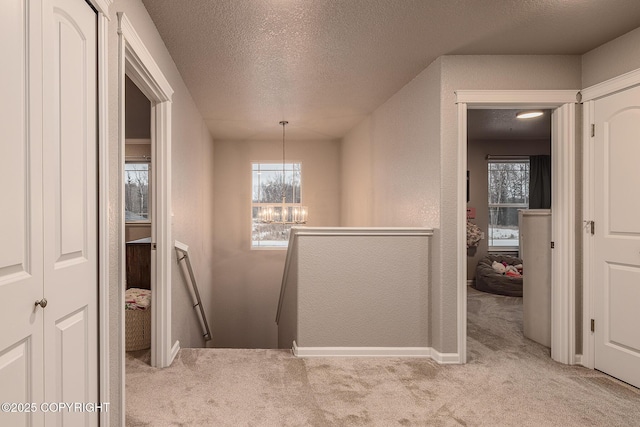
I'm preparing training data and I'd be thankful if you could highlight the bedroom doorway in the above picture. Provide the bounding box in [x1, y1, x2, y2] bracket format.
[124, 76, 153, 365]
[118, 12, 175, 371]
[466, 109, 552, 358]
[455, 90, 579, 366]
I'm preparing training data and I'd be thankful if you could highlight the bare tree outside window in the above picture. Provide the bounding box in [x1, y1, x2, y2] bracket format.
[251, 163, 302, 248]
[488, 160, 529, 249]
[125, 163, 150, 222]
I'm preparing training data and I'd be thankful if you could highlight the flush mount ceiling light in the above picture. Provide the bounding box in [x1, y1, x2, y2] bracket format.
[516, 110, 544, 119]
[258, 121, 308, 225]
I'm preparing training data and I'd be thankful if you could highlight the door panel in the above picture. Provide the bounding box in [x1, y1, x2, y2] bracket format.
[594, 85, 640, 388]
[43, 0, 97, 425]
[606, 265, 640, 352]
[605, 109, 640, 234]
[0, 339, 35, 426]
[0, 0, 29, 280]
[56, 12, 89, 263]
[0, 1, 44, 425]
[55, 307, 91, 427]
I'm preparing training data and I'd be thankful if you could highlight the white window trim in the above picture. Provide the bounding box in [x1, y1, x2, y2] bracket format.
[487, 159, 530, 251]
[250, 161, 303, 250]
[124, 160, 152, 224]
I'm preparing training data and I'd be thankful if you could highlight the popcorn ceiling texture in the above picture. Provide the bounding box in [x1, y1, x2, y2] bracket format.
[142, 0, 640, 141]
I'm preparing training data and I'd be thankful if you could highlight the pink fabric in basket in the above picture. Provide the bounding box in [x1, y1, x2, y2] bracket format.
[125, 288, 151, 311]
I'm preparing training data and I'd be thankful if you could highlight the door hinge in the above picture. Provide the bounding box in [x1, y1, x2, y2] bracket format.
[591, 319, 595, 332]
[550, 241, 555, 249]
[152, 243, 157, 250]
[584, 220, 595, 235]
[591, 124, 595, 137]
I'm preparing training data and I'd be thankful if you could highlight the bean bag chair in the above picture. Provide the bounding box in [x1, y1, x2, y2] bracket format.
[474, 254, 523, 297]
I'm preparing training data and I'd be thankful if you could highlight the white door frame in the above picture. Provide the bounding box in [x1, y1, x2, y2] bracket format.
[455, 90, 579, 365]
[117, 13, 174, 369]
[580, 68, 640, 369]
[86, 0, 111, 426]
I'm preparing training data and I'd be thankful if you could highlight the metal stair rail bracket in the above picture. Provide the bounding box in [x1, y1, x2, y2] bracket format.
[174, 240, 212, 342]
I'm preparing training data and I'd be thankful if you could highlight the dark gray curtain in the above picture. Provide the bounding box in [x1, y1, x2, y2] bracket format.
[529, 155, 551, 209]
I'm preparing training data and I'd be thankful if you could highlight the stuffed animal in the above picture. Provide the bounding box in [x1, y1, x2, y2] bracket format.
[505, 264, 519, 274]
[491, 260, 506, 274]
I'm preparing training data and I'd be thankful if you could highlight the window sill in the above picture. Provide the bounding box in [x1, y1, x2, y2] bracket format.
[488, 247, 519, 252]
[251, 246, 287, 251]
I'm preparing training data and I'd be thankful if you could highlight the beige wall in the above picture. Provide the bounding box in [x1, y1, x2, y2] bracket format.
[340, 59, 441, 348]
[341, 60, 442, 229]
[466, 139, 551, 281]
[212, 139, 340, 348]
[279, 230, 431, 349]
[107, 0, 215, 421]
[343, 55, 582, 354]
[582, 26, 640, 88]
[341, 117, 373, 226]
[438, 55, 582, 352]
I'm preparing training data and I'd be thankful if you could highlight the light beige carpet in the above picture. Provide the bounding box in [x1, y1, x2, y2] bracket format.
[126, 288, 640, 426]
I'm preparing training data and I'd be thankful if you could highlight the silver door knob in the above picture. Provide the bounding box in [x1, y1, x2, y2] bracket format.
[35, 298, 48, 308]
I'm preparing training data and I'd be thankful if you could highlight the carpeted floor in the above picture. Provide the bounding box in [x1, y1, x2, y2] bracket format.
[125, 288, 640, 426]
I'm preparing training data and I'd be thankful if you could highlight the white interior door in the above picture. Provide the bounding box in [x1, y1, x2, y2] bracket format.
[0, 0, 97, 424]
[594, 84, 640, 389]
[0, 1, 45, 425]
[42, 0, 98, 425]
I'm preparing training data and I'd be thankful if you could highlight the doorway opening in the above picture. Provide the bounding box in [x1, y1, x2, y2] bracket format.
[466, 108, 553, 358]
[124, 76, 153, 365]
[118, 12, 175, 372]
[455, 90, 579, 366]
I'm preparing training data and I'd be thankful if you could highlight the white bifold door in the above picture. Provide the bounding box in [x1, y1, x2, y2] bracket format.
[0, 0, 98, 426]
[593, 84, 640, 389]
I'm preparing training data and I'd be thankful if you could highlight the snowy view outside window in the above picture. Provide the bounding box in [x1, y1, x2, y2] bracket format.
[125, 162, 150, 222]
[488, 160, 529, 249]
[251, 162, 302, 248]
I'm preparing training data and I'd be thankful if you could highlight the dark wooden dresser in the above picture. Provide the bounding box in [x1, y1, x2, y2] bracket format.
[125, 237, 151, 289]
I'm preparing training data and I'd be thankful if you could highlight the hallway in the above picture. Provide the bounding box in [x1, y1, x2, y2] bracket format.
[125, 288, 640, 426]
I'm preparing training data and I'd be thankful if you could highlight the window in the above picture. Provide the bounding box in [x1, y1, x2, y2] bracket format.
[487, 159, 529, 249]
[125, 162, 150, 222]
[251, 162, 302, 248]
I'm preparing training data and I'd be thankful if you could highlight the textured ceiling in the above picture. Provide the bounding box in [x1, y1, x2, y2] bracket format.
[467, 109, 551, 141]
[142, 0, 640, 140]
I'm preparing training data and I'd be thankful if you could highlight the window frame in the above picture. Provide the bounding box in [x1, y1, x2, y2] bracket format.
[124, 159, 151, 224]
[250, 161, 303, 249]
[487, 158, 529, 251]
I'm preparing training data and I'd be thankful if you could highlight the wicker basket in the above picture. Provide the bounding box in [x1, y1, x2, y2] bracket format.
[125, 308, 151, 351]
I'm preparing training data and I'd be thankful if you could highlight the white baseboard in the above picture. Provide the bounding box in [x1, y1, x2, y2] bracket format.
[467, 279, 474, 287]
[430, 349, 462, 364]
[292, 341, 462, 363]
[574, 354, 583, 366]
[170, 340, 180, 365]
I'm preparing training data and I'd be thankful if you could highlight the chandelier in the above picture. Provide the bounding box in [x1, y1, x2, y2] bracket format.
[258, 121, 308, 224]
